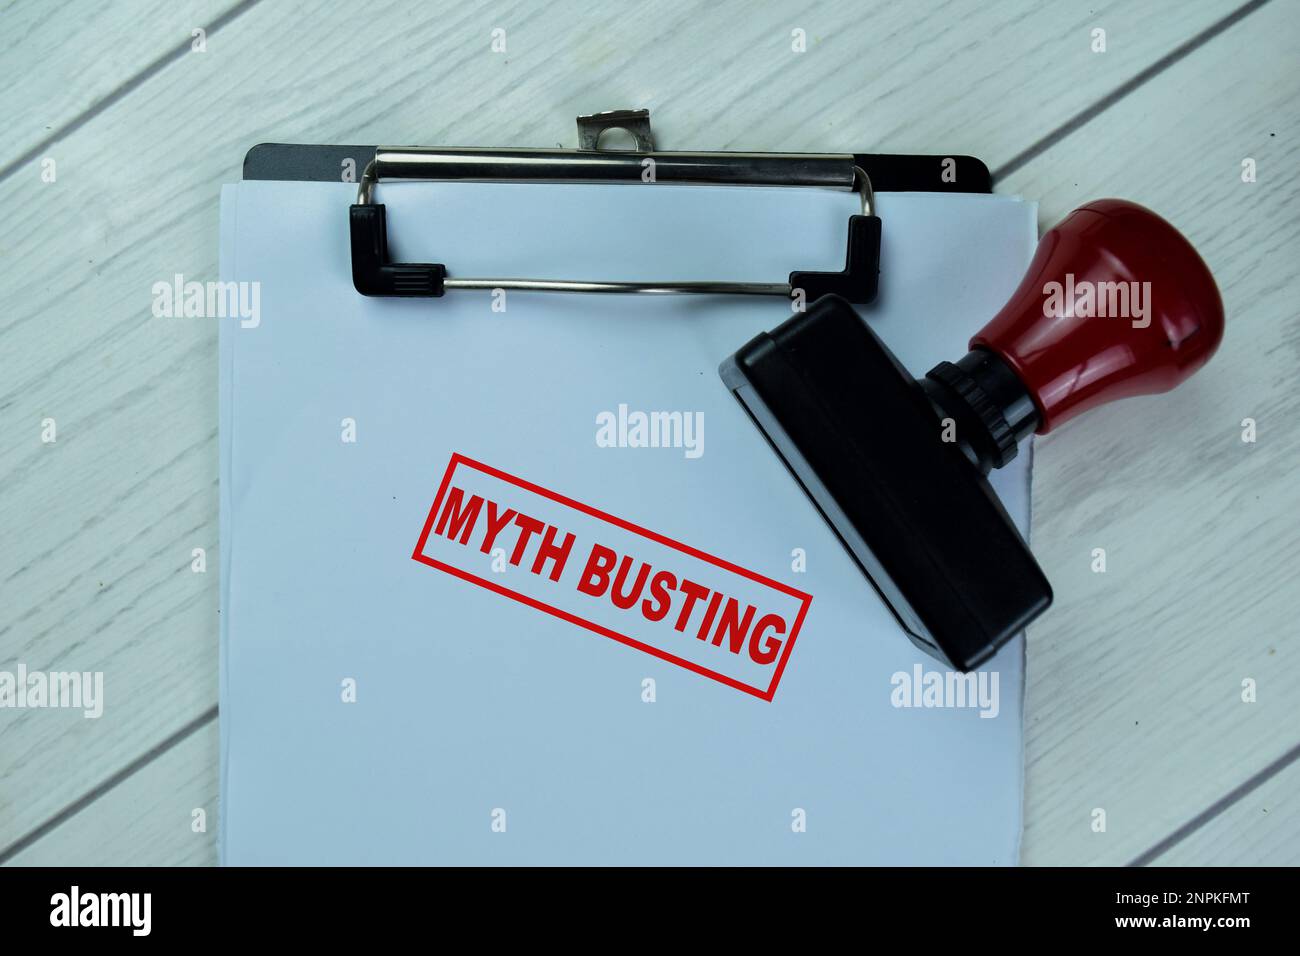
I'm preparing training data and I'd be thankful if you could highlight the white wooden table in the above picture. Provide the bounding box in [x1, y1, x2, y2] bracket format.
[2, 0, 1297, 866]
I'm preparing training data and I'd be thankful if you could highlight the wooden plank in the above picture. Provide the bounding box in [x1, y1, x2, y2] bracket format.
[1151, 752, 1300, 866]
[999, 0, 1300, 864]
[5, 720, 217, 866]
[0, 0, 1255, 860]
[0, 0, 244, 171]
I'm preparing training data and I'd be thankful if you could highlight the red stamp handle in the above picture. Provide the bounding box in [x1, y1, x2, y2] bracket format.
[972, 199, 1225, 433]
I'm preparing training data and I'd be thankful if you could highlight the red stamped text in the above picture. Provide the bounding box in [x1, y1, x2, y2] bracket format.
[411, 454, 812, 700]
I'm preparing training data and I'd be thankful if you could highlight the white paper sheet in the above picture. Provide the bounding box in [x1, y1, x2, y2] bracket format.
[219, 178, 1036, 864]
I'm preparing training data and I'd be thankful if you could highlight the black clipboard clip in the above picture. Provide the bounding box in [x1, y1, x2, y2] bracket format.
[349, 109, 885, 303]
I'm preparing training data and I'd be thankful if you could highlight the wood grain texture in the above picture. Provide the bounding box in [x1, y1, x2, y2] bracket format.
[0, 0, 1282, 864]
[1001, 0, 1300, 865]
[5, 721, 217, 866]
[1152, 752, 1300, 866]
[0, 0, 242, 170]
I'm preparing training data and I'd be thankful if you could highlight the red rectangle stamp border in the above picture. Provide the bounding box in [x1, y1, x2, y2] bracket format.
[411, 453, 812, 701]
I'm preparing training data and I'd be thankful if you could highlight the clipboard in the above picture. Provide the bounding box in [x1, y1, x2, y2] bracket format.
[242, 109, 992, 302]
[220, 113, 1035, 865]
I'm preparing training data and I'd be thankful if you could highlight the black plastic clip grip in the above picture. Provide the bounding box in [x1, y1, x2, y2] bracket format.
[348, 153, 880, 302]
[349, 202, 882, 304]
[350, 203, 446, 297]
[789, 214, 882, 305]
